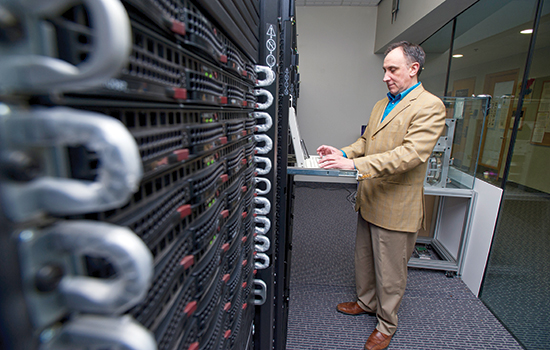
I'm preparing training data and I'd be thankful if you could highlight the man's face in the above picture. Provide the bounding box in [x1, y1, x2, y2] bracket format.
[382, 47, 419, 96]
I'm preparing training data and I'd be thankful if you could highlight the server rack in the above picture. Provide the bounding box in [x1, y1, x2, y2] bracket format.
[0, 0, 297, 349]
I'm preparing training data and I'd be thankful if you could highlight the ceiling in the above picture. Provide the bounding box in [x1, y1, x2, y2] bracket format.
[295, 0, 381, 6]
[422, 0, 550, 73]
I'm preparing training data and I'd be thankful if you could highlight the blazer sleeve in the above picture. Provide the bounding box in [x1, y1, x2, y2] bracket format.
[342, 134, 367, 159]
[350, 96, 446, 180]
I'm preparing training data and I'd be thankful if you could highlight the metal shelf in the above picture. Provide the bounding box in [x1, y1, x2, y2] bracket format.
[287, 166, 358, 178]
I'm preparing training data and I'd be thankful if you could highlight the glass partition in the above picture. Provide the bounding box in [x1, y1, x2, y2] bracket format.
[447, 0, 540, 185]
[422, 0, 550, 349]
[425, 96, 489, 190]
[421, 21, 454, 97]
[480, 2, 550, 349]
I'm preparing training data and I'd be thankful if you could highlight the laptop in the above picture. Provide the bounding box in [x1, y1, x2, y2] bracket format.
[287, 103, 358, 179]
[288, 103, 322, 168]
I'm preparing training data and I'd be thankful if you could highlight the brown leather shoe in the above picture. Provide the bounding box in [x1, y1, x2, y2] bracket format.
[336, 302, 372, 316]
[364, 329, 392, 350]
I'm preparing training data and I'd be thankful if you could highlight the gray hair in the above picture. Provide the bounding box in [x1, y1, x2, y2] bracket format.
[385, 41, 425, 77]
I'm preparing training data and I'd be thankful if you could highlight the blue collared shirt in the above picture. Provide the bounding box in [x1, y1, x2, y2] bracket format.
[381, 82, 421, 122]
[341, 82, 421, 159]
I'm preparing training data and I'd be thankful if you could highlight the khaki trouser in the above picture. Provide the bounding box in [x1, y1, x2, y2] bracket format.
[355, 214, 417, 336]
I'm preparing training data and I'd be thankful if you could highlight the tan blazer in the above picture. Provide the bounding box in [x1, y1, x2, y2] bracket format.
[341, 84, 446, 233]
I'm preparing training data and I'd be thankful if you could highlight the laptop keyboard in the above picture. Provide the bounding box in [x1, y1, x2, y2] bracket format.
[303, 155, 321, 168]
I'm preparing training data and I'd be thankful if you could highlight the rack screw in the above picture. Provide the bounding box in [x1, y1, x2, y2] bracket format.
[35, 264, 64, 292]
[1, 151, 40, 182]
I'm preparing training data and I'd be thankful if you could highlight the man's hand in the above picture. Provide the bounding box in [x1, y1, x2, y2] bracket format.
[318, 152, 355, 170]
[316, 145, 355, 170]
[316, 145, 341, 157]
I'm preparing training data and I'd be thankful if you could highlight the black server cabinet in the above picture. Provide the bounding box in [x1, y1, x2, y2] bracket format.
[0, 0, 297, 349]
[253, 1, 298, 349]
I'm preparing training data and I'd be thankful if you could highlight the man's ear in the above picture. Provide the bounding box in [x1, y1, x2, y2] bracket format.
[409, 62, 420, 77]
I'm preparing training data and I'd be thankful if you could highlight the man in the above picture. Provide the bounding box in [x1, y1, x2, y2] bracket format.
[317, 41, 446, 350]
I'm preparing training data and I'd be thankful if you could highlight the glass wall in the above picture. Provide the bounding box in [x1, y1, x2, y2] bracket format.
[422, 1, 550, 349]
[451, 0, 539, 184]
[421, 20, 453, 97]
[481, 1, 550, 349]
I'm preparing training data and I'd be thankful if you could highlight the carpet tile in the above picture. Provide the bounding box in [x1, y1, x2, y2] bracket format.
[286, 183, 524, 350]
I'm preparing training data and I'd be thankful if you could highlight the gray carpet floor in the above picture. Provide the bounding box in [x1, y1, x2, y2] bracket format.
[480, 186, 550, 350]
[285, 183, 524, 350]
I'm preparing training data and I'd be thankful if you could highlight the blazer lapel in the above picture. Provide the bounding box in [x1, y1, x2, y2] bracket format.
[371, 100, 387, 127]
[373, 84, 425, 135]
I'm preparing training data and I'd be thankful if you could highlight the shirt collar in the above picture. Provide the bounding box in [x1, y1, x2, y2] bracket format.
[387, 82, 421, 103]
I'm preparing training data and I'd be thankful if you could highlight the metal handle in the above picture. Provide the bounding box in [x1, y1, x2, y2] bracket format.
[1, 107, 143, 221]
[50, 221, 153, 314]
[254, 112, 273, 132]
[254, 65, 275, 87]
[254, 252, 270, 270]
[0, 0, 131, 93]
[254, 177, 271, 196]
[39, 315, 157, 350]
[254, 197, 271, 215]
[254, 134, 273, 155]
[253, 156, 272, 176]
[254, 215, 271, 235]
[254, 89, 274, 110]
[253, 279, 267, 306]
[254, 234, 270, 253]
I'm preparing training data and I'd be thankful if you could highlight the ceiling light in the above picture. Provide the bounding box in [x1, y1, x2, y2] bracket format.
[520, 29, 533, 34]
[452, 54, 464, 58]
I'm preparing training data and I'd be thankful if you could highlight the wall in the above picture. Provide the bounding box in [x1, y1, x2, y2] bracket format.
[293, 2, 479, 183]
[295, 6, 384, 183]
[375, 0, 478, 53]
